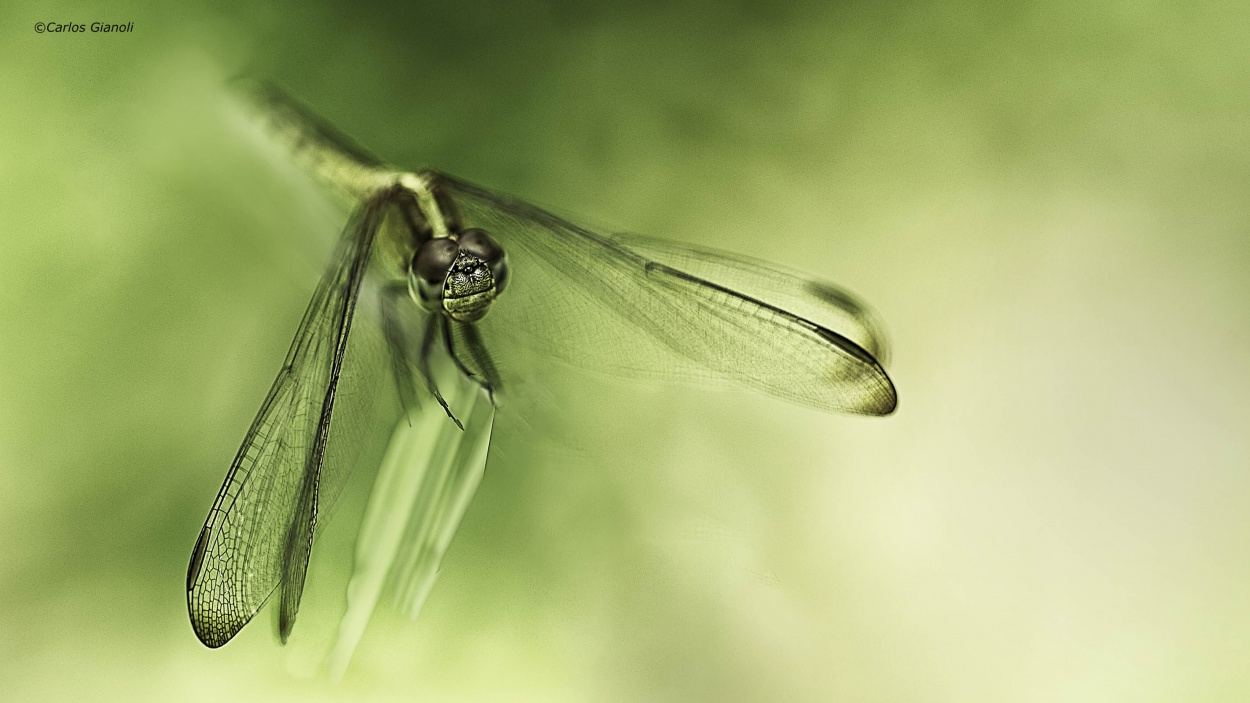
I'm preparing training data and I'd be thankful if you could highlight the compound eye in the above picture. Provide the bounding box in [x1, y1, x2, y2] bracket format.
[410, 238, 460, 308]
[413, 238, 459, 285]
[458, 228, 509, 294]
[457, 229, 502, 263]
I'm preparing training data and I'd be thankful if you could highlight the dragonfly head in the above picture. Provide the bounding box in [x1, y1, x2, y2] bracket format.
[409, 228, 509, 322]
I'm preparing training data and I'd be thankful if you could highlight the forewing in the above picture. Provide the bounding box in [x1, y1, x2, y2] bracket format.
[610, 233, 892, 367]
[187, 193, 389, 648]
[436, 174, 895, 415]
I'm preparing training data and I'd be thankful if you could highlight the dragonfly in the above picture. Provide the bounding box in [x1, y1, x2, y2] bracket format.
[186, 81, 899, 659]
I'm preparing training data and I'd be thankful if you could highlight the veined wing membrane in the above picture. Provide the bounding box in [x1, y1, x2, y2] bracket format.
[437, 174, 896, 415]
[610, 233, 891, 367]
[187, 192, 389, 648]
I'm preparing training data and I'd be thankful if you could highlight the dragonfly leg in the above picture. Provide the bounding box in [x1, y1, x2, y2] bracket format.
[440, 315, 478, 382]
[379, 282, 421, 418]
[443, 317, 501, 404]
[419, 312, 464, 430]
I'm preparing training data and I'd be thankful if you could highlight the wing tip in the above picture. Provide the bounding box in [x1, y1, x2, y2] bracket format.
[857, 367, 898, 416]
[197, 633, 231, 649]
[278, 610, 295, 645]
[874, 389, 898, 416]
[188, 615, 236, 649]
[875, 370, 899, 416]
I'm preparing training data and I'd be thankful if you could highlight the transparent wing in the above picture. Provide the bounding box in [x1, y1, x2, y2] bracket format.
[186, 194, 389, 648]
[610, 233, 892, 368]
[437, 173, 897, 415]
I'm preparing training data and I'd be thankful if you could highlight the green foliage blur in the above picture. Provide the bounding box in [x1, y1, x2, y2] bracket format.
[2, 0, 1249, 701]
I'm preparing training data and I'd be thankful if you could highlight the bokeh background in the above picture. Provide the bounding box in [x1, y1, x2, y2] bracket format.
[3, 1, 1249, 701]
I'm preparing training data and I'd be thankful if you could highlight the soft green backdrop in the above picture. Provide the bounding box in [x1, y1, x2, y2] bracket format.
[3, 1, 1249, 701]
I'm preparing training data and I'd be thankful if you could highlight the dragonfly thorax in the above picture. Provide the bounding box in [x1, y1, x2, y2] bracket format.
[409, 228, 509, 323]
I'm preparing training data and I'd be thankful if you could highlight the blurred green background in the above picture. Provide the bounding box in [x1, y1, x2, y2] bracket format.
[3, 0, 1249, 701]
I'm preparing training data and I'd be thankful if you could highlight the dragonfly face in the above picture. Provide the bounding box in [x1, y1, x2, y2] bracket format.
[408, 227, 509, 323]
